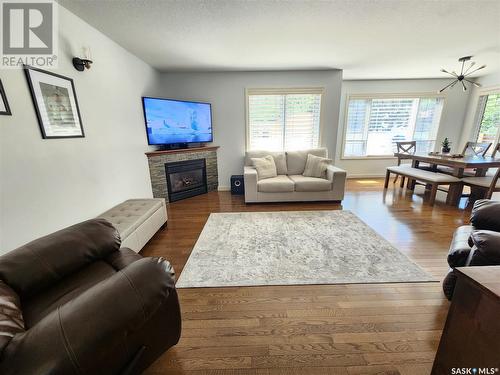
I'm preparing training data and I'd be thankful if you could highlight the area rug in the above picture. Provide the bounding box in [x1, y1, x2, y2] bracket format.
[176, 211, 435, 288]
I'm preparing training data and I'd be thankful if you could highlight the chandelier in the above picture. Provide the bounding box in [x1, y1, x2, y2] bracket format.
[439, 56, 486, 92]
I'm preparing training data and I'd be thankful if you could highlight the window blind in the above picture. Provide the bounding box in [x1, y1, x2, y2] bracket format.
[247, 89, 323, 151]
[474, 93, 500, 150]
[343, 96, 444, 157]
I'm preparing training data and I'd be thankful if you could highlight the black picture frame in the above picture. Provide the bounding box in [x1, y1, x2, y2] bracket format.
[24, 65, 85, 139]
[0, 79, 11, 116]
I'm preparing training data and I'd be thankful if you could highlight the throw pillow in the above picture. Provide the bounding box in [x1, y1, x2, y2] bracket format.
[286, 148, 327, 175]
[251, 155, 278, 180]
[302, 154, 332, 178]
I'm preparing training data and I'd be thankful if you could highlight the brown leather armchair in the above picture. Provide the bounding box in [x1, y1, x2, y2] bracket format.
[0, 219, 181, 374]
[443, 199, 500, 300]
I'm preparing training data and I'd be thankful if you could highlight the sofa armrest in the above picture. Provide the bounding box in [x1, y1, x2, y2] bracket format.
[447, 225, 474, 267]
[244, 166, 258, 202]
[0, 257, 178, 375]
[327, 165, 346, 200]
[326, 165, 346, 182]
[0, 219, 121, 298]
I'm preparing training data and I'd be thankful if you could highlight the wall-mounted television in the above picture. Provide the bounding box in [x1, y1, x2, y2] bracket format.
[142, 97, 213, 146]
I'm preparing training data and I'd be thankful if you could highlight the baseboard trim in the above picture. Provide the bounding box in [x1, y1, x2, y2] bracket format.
[218, 186, 231, 191]
[347, 174, 386, 179]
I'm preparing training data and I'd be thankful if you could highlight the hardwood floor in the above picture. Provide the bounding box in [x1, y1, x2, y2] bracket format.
[142, 179, 471, 375]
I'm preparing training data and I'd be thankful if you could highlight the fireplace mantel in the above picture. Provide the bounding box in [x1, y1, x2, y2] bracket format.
[145, 146, 220, 157]
[146, 146, 219, 202]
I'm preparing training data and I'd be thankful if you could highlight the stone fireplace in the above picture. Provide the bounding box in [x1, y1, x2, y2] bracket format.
[146, 146, 219, 202]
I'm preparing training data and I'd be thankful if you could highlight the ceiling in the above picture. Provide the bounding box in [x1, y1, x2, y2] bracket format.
[59, 0, 500, 80]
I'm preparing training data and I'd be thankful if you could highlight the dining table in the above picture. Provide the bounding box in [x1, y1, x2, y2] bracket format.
[393, 152, 500, 206]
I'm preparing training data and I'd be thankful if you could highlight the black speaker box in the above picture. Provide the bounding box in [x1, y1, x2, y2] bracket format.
[230, 175, 245, 195]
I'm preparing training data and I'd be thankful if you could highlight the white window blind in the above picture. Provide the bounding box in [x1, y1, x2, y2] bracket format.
[247, 89, 323, 151]
[343, 96, 444, 157]
[474, 93, 500, 151]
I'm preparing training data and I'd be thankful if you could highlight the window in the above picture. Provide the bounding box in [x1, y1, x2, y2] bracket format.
[342, 95, 445, 157]
[246, 88, 323, 151]
[473, 93, 500, 151]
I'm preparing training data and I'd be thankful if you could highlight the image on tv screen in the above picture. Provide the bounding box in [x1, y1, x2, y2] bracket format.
[143, 97, 213, 145]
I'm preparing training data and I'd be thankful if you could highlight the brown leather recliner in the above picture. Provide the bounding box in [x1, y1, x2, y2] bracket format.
[0, 219, 181, 374]
[443, 199, 500, 300]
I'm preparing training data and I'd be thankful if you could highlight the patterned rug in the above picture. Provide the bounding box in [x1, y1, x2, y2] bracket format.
[176, 211, 435, 288]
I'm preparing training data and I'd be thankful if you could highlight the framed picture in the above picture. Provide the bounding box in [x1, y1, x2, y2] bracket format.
[24, 65, 84, 138]
[0, 79, 11, 116]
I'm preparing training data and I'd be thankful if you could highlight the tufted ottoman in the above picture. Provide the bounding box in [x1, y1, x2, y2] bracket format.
[97, 199, 167, 252]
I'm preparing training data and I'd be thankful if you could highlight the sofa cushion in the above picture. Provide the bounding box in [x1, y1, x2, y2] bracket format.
[105, 248, 142, 271]
[273, 153, 288, 175]
[469, 199, 500, 232]
[286, 148, 328, 175]
[245, 151, 287, 175]
[98, 199, 164, 240]
[257, 175, 295, 192]
[289, 175, 332, 192]
[251, 155, 278, 180]
[0, 281, 24, 353]
[303, 154, 332, 178]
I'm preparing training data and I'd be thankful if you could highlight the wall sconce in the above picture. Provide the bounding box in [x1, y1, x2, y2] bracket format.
[73, 46, 93, 71]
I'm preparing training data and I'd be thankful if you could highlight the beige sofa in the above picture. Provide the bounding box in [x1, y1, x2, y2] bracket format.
[244, 148, 346, 203]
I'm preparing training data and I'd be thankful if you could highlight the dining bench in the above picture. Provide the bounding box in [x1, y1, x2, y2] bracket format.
[384, 166, 461, 205]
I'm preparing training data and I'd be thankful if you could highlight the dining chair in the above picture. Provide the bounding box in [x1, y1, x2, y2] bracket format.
[392, 141, 416, 184]
[461, 141, 493, 157]
[461, 167, 500, 200]
[486, 143, 500, 177]
[492, 142, 500, 157]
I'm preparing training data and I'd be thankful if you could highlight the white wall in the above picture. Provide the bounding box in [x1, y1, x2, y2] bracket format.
[0, 5, 161, 253]
[158, 70, 343, 188]
[334, 79, 472, 177]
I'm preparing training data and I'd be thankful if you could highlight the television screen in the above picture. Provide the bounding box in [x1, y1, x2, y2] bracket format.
[142, 97, 213, 145]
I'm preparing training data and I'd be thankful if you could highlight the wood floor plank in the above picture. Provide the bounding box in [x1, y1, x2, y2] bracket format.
[142, 179, 469, 374]
[251, 353, 366, 368]
[332, 330, 442, 344]
[267, 340, 438, 355]
[363, 351, 436, 365]
[168, 345, 269, 359]
[178, 321, 443, 339]
[175, 334, 336, 348]
[347, 364, 400, 375]
[259, 313, 446, 326]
